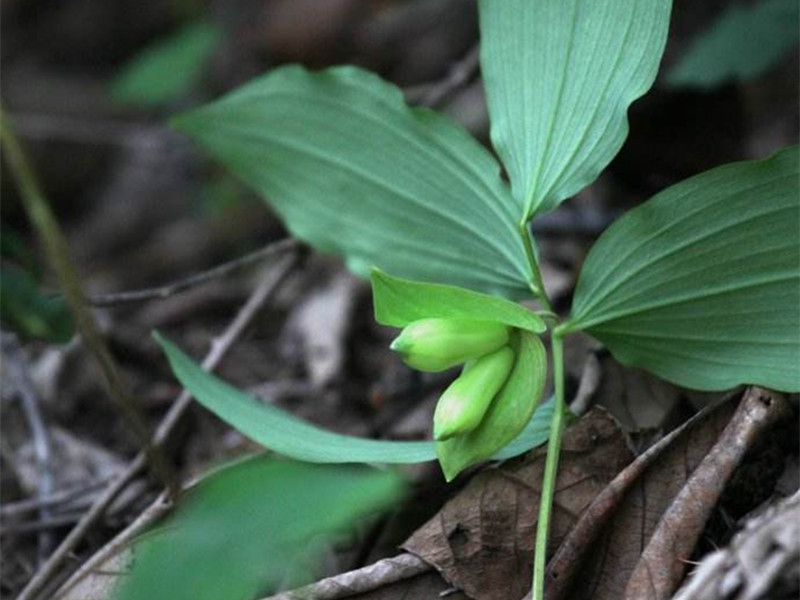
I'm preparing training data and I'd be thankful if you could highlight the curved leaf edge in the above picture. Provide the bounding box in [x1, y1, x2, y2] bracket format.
[154, 332, 554, 469]
[562, 145, 800, 392]
[372, 268, 546, 334]
[171, 64, 532, 298]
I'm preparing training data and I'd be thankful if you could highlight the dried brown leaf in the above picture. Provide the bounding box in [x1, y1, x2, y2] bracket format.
[623, 389, 792, 600]
[546, 388, 792, 600]
[403, 408, 633, 600]
[591, 350, 684, 432]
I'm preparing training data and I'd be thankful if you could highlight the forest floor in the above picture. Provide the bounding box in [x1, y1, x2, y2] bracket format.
[1, 1, 798, 599]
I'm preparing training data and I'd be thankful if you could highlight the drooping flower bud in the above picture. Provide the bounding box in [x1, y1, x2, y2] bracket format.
[433, 345, 515, 441]
[389, 318, 510, 373]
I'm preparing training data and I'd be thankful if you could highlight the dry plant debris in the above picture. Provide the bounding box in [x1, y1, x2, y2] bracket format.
[401, 408, 632, 600]
[546, 387, 793, 600]
[673, 489, 800, 600]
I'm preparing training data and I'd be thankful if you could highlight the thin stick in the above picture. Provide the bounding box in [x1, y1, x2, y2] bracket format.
[1, 333, 56, 562]
[1, 479, 111, 519]
[18, 457, 145, 600]
[51, 492, 174, 599]
[531, 333, 567, 600]
[413, 45, 480, 108]
[18, 251, 299, 600]
[3, 513, 89, 535]
[262, 553, 431, 600]
[0, 104, 177, 498]
[87, 238, 299, 307]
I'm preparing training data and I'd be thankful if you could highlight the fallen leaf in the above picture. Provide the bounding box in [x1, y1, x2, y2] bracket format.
[403, 408, 633, 600]
[624, 388, 792, 600]
[545, 387, 792, 600]
[590, 349, 684, 432]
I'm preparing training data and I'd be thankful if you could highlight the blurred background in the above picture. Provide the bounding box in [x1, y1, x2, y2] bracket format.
[1, 0, 798, 598]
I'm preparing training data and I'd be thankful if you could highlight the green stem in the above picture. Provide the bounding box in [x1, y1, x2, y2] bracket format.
[0, 104, 179, 498]
[518, 214, 562, 598]
[518, 220, 553, 313]
[532, 332, 567, 600]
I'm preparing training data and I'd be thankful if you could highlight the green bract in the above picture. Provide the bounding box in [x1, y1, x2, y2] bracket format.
[372, 269, 546, 333]
[372, 272, 549, 478]
[390, 318, 510, 373]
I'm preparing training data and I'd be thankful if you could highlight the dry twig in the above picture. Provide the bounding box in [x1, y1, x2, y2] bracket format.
[0, 478, 110, 520]
[0, 104, 177, 497]
[20, 253, 299, 600]
[624, 388, 792, 600]
[262, 553, 431, 600]
[1, 333, 56, 562]
[405, 45, 480, 108]
[88, 238, 300, 307]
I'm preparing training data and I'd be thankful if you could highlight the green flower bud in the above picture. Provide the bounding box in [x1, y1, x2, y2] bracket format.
[436, 331, 547, 481]
[389, 318, 510, 373]
[433, 345, 515, 441]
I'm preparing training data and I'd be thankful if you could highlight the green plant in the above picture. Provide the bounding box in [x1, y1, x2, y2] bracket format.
[666, 0, 800, 89]
[117, 456, 404, 600]
[0, 261, 74, 343]
[156, 0, 799, 597]
[110, 20, 221, 108]
[0, 228, 74, 342]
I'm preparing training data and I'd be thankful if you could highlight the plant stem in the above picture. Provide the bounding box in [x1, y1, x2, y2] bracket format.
[518, 214, 563, 599]
[532, 332, 567, 600]
[0, 104, 178, 498]
[518, 220, 553, 313]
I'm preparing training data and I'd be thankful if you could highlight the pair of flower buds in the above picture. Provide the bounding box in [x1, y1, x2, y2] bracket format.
[390, 318, 517, 441]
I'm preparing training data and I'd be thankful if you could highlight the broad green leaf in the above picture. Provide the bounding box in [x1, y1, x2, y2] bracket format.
[0, 264, 74, 343]
[567, 146, 800, 392]
[111, 21, 221, 108]
[155, 333, 553, 465]
[437, 330, 547, 481]
[667, 0, 800, 89]
[116, 456, 404, 600]
[372, 269, 545, 334]
[173, 65, 531, 298]
[479, 0, 672, 219]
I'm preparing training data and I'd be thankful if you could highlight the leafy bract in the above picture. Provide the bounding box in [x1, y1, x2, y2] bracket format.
[116, 456, 403, 600]
[667, 0, 800, 89]
[155, 333, 553, 465]
[110, 21, 221, 108]
[372, 269, 545, 334]
[437, 330, 548, 481]
[567, 146, 800, 392]
[479, 0, 672, 219]
[173, 65, 531, 298]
